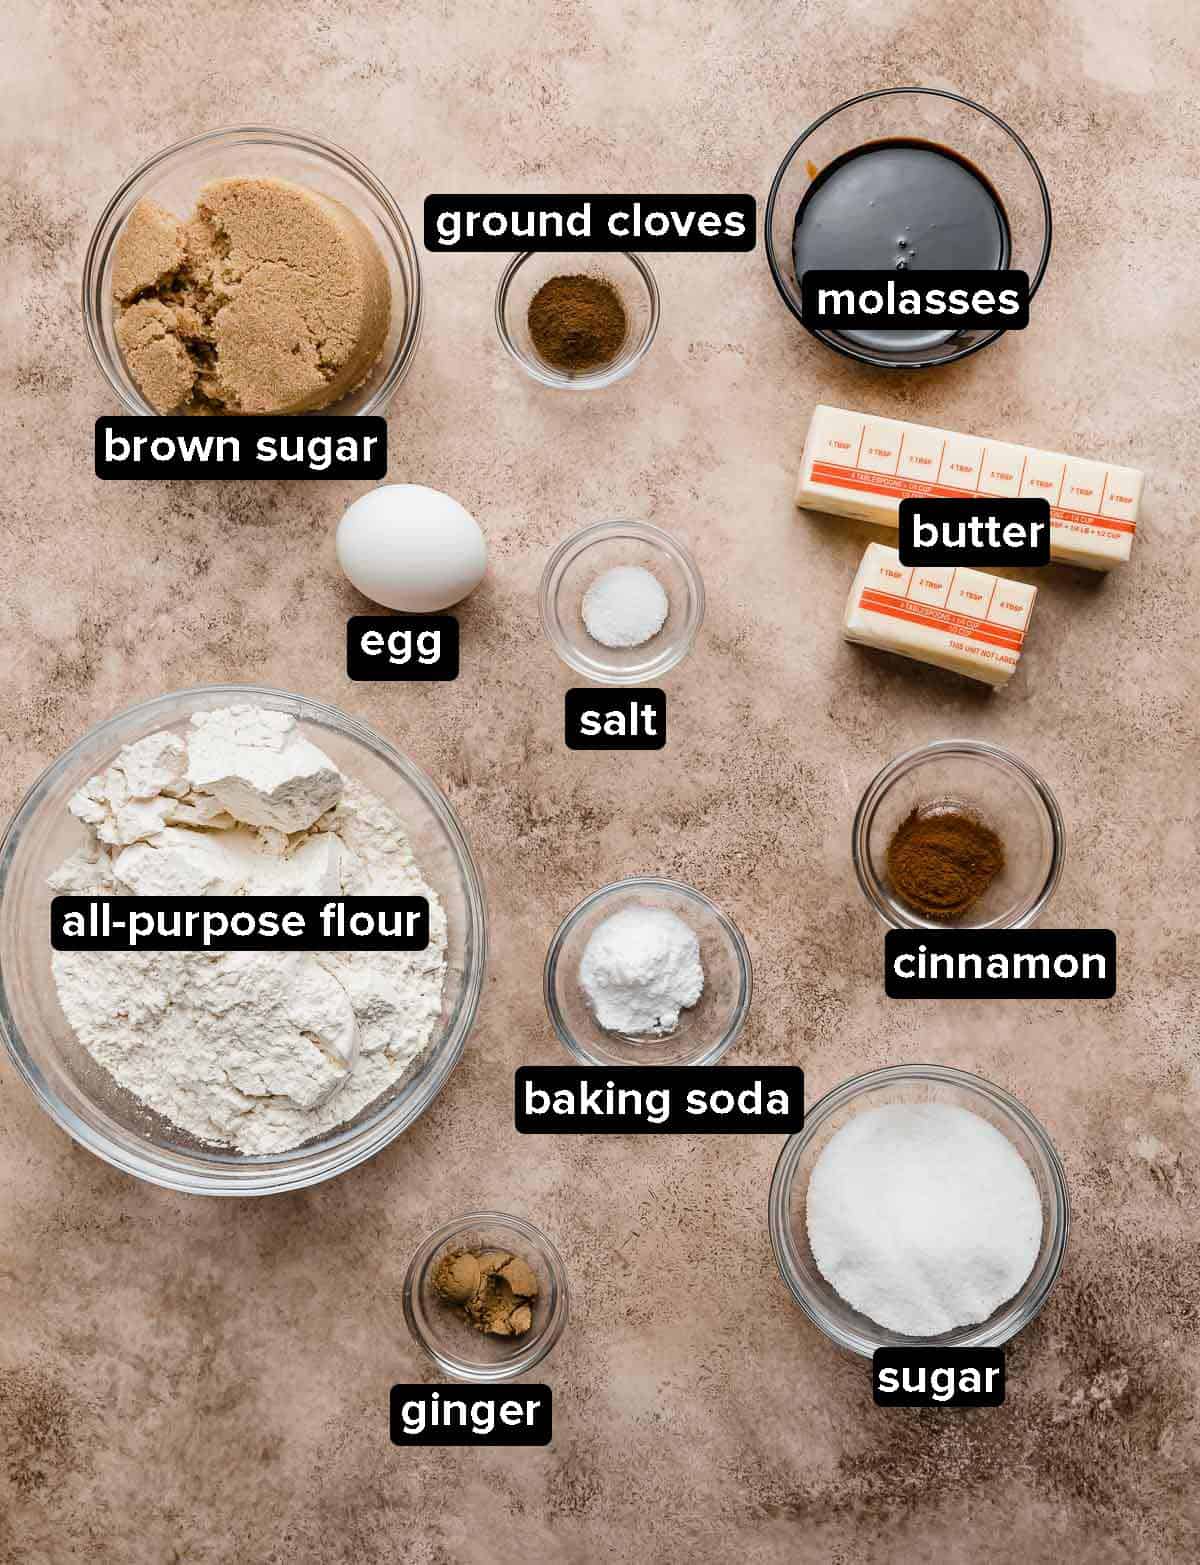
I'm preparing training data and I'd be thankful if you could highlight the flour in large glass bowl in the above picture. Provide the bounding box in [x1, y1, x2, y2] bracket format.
[47, 704, 448, 1155]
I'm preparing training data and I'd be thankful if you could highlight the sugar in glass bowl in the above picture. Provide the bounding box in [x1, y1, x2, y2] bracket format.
[0, 686, 486, 1194]
[82, 125, 423, 416]
[769, 1064, 1070, 1358]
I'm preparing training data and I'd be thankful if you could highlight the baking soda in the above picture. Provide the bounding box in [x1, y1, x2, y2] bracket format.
[579, 905, 703, 1036]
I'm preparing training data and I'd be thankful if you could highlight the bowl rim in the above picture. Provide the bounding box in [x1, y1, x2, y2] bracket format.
[543, 875, 753, 1066]
[764, 85, 1054, 370]
[0, 684, 487, 1195]
[851, 737, 1066, 930]
[768, 1063, 1071, 1357]
[80, 123, 424, 417]
[538, 517, 706, 685]
[494, 249, 660, 390]
[402, 1209, 571, 1381]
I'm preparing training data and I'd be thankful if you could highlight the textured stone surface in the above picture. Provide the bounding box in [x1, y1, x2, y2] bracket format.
[1, 2, 1197, 1561]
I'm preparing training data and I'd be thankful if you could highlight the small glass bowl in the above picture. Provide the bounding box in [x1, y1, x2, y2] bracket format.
[495, 251, 659, 390]
[540, 519, 704, 685]
[403, 1212, 570, 1381]
[765, 86, 1052, 369]
[544, 877, 752, 1067]
[82, 125, 423, 416]
[853, 739, 1064, 930]
[0, 686, 486, 1194]
[769, 1064, 1070, 1358]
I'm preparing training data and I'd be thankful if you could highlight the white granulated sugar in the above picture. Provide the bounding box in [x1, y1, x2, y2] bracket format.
[582, 565, 669, 649]
[50, 707, 447, 1155]
[579, 905, 703, 1036]
[806, 1102, 1043, 1337]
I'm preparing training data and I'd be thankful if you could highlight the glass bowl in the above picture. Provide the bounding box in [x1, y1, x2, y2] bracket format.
[495, 251, 659, 390]
[544, 877, 752, 1067]
[540, 519, 704, 685]
[853, 739, 1064, 929]
[765, 87, 1052, 369]
[82, 125, 423, 416]
[769, 1064, 1070, 1358]
[403, 1211, 570, 1381]
[0, 686, 486, 1195]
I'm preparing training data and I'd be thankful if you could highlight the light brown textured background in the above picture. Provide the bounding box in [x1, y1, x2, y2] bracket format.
[1, 2, 1197, 1561]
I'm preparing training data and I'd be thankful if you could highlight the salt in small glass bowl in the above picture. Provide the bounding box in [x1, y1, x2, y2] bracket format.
[852, 739, 1065, 930]
[82, 124, 423, 416]
[495, 250, 659, 390]
[544, 876, 752, 1067]
[540, 519, 704, 686]
[403, 1211, 570, 1381]
[768, 1064, 1070, 1358]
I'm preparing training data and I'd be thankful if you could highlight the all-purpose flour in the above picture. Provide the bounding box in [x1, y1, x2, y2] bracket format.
[49, 706, 447, 1155]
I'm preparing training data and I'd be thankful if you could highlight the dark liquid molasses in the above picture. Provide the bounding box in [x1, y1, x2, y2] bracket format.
[792, 138, 1011, 354]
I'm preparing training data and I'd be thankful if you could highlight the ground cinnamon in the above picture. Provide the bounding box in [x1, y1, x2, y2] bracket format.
[527, 273, 627, 371]
[886, 803, 1006, 920]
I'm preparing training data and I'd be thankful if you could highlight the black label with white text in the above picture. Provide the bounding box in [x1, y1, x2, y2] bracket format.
[425, 194, 754, 252]
[898, 497, 1051, 567]
[873, 1348, 1005, 1408]
[96, 416, 388, 480]
[885, 929, 1116, 999]
[565, 688, 665, 750]
[515, 1067, 803, 1134]
[51, 896, 429, 953]
[800, 269, 1029, 331]
[390, 1385, 552, 1446]
[346, 616, 459, 681]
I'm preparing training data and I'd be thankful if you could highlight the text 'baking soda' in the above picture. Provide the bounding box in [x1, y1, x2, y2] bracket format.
[515, 1067, 804, 1134]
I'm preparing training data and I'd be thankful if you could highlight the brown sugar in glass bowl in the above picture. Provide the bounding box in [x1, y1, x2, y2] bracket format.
[111, 176, 392, 415]
[82, 126, 423, 417]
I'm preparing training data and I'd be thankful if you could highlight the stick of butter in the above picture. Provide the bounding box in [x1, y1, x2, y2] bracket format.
[843, 543, 1037, 686]
[798, 404, 1143, 570]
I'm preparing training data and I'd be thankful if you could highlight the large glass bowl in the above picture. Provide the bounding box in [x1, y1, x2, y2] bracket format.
[0, 686, 486, 1194]
[765, 87, 1052, 369]
[82, 125, 423, 415]
[769, 1065, 1070, 1357]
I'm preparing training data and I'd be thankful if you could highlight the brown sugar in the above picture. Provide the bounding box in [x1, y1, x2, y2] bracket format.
[432, 1247, 539, 1337]
[111, 177, 391, 414]
[886, 802, 1006, 920]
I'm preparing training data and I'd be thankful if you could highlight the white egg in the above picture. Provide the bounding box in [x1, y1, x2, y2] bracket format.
[335, 484, 487, 612]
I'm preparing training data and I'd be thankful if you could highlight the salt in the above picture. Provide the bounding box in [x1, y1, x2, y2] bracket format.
[806, 1102, 1042, 1336]
[582, 565, 669, 649]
